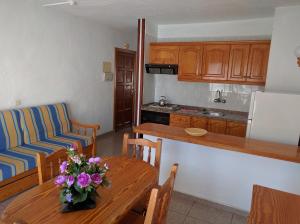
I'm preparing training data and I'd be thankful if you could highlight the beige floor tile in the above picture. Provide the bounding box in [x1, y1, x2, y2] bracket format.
[96, 129, 131, 157]
[189, 202, 233, 224]
[195, 198, 248, 217]
[232, 214, 247, 224]
[167, 211, 186, 224]
[170, 192, 195, 215]
[184, 216, 211, 224]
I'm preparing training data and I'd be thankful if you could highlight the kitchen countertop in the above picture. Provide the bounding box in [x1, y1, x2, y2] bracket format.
[134, 123, 300, 164]
[141, 103, 248, 122]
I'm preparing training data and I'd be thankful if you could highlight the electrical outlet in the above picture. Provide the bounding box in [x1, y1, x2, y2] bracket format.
[15, 100, 21, 106]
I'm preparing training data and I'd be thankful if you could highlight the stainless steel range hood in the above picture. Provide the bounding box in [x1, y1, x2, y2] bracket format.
[145, 64, 178, 75]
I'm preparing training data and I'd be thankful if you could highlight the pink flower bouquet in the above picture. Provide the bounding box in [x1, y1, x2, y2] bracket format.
[55, 148, 110, 208]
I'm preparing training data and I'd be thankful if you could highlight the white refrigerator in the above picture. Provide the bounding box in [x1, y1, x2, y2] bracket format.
[247, 91, 300, 145]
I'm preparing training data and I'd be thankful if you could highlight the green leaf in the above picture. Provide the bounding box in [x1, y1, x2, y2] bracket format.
[74, 184, 84, 194]
[59, 190, 67, 203]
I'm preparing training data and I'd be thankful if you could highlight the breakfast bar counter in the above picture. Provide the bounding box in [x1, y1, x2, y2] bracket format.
[134, 123, 300, 211]
[134, 123, 300, 164]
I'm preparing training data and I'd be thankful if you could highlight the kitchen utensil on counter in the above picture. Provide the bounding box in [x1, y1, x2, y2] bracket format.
[185, 128, 208, 137]
[158, 96, 168, 107]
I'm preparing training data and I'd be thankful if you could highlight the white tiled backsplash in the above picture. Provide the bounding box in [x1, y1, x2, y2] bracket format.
[154, 75, 264, 112]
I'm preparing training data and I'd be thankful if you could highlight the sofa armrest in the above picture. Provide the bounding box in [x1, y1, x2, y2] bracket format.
[71, 120, 100, 130]
[71, 120, 100, 138]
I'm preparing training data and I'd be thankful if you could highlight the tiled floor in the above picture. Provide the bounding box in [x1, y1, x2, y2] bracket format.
[0, 130, 248, 224]
[168, 191, 248, 224]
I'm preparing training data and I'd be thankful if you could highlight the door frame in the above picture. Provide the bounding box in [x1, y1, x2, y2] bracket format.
[113, 48, 137, 131]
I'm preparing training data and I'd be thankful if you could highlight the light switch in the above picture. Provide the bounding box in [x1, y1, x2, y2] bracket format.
[103, 62, 112, 73]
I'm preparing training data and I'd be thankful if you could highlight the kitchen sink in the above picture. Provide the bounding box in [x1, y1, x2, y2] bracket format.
[177, 108, 199, 113]
[201, 111, 225, 117]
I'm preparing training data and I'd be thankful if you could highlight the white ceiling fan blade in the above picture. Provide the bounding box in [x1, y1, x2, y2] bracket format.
[43, 0, 76, 7]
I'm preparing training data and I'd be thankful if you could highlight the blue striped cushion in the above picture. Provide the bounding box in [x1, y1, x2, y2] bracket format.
[0, 110, 23, 150]
[40, 133, 92, 148]
[0, 143, 65, 181]
[0, 133, 92, 181]
[19, 103, 71, 144]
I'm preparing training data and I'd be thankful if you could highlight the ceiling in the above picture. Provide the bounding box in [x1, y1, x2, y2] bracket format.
[41, 0, 300, 30]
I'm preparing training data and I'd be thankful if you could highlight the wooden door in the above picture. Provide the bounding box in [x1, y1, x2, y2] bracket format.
[169, 114, 191, 128]
[226, 121, 247, 137]
[201, 44, 230, 80]
[207, 118, 227, 134]
[114, 48, 136, 131]
[149, 46, 179, 64]
[178, 46, 203, 81]
[228, 44, 250, 82]
[246, 44, 270, 83]
[191, 116, 208, 129]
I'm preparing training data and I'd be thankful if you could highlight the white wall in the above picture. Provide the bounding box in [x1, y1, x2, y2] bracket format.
[266, 6, 300, 93]
[158, 18, 273, 41]
[154, 75, 264, 112]
[0, 0, 136, 134]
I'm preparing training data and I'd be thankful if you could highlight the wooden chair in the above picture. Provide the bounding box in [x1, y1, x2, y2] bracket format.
[120, 164, 179, 224]
[122, 133, 162, 169]
[36, 149, 68, 185]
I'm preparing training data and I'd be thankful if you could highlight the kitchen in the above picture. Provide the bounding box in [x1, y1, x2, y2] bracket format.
[142, 40, 300, 144]
[135, 11, 300, 213]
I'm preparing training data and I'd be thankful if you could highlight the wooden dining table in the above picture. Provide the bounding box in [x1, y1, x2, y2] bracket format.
[0, 156, 158, 224]
[248, 185, 300, 224]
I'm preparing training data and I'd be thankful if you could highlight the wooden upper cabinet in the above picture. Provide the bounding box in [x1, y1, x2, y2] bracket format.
[178, 46, 203, 81]
[149, 41, 270, 85]
[201, 44, 230, 81]
[228, 44, 250, 82]
[149, 45, 179, 64]
[246, 43, 270, 83]
[207, 119, 227, 134]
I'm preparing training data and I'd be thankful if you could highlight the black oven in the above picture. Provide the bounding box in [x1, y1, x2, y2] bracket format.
[141, 110, 170, 125]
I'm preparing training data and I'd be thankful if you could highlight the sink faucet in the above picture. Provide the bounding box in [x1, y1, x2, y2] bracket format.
[214, 89, 226, 103]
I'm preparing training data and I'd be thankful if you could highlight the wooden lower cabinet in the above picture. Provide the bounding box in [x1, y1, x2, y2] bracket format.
[226, 121, 247, 137]
[170, 114, 247, 137]
[169, 114, 191, 128]
[207, 118, 227, 134]
[191, 116, 208, 129]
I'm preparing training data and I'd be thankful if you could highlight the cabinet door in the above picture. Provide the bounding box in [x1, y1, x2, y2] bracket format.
[246, 43, 270, 83]
[201, 44, 230, 80]
[228, 44, 250, 82]
[226, 121, 247, 137]
[149, 46, 179, 64]
[191, 116, 208, 129]
[170, 114, 191, 128]
[178, 46, 203, 81]
[207, 118, 227, 134]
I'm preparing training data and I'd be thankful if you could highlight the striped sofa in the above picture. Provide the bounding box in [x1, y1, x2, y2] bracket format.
[0, 103, 100, 201]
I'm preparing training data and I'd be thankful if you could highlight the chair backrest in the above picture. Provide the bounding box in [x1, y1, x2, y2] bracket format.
[144, 164, 179, 224]
[37, 149, 68, 185]
[122, 133, 162, 169]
